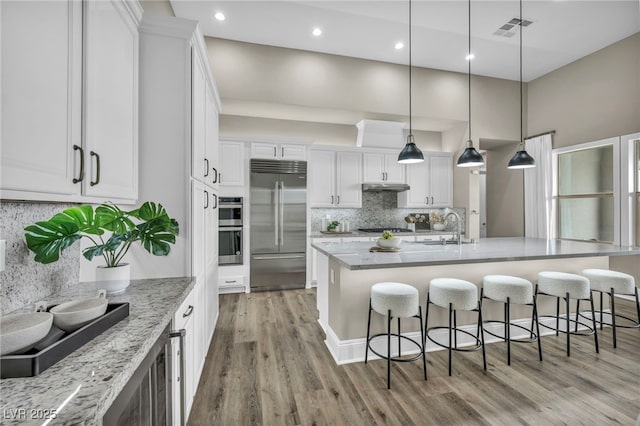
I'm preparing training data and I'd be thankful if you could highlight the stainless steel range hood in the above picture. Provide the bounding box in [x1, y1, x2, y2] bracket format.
[362, 183, 410, 192]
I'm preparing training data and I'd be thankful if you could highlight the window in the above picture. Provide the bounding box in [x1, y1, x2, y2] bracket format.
[556, 144, 615, 243]
[636, 140, 640, 245]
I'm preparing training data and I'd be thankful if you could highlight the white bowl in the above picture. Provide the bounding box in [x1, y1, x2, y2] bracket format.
[1, 312, 53, 355]
[377, 238, 402, 248]
[432, 223, 446, 231]
[50, 297, 108, 332]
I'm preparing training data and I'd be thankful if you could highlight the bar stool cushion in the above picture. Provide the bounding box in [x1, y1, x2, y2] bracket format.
[483, 275, 533, 304]
[581, 269, 635, 295]
[371, 282, 419, 318]
[538, 271, 590, 299]
[429, 278, 478, 311]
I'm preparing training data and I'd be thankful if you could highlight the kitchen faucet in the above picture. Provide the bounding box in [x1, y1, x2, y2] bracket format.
[444, 210, 463, 245]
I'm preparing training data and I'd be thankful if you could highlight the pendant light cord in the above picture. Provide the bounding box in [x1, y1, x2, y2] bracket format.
[408, 0, 412, 135]
[519, 0, 523, 147]
[468, 0, 471, 142]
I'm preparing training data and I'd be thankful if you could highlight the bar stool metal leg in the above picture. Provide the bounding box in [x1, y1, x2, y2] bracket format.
[418, 306, 427, 380]
[575, 299, 580, 333]
[479, 301, 487, 371]
[533, 290, 543, 361]
[600, 291, 604, 330]
[387, 309, 392, 389]
[590, 293, 599, 353]
[448, 303, 453, 376]
[398, 318, 401, 356]
[556, 297, 560, 337]
[566, 292, 571, 356]
[506, 297, 511, 365]
[365, 299, 372, 363]
[610, 288, 617, 348]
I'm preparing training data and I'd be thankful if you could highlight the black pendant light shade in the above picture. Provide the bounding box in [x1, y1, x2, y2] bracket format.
[456, 0, 484, 168]
[457, 139, 484, 167]
[509, 0, 536, 170]
[508, 143, 536, 169]
[397, 0, 424, 164]
[398, 134, 424, 163]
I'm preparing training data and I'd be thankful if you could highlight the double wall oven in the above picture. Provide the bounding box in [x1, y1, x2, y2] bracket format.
[218, 197, 243, 265]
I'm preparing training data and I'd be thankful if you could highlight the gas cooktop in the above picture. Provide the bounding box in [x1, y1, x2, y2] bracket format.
[358, 228, 413, 233]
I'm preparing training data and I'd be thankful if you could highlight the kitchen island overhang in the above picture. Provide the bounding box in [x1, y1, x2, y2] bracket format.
[312, 237, 640, 364]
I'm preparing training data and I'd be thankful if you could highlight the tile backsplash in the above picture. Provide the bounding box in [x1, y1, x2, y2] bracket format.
[0, 202, 79, 315]
[311, 192, 465, 233]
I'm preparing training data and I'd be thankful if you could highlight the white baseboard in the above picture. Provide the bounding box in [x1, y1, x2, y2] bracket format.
[218, 285, 246, 294]
[324, 313, 605, 365]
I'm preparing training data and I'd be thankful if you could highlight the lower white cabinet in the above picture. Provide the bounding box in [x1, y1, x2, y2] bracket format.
[171, 287, 195, 426]
[398, 153, 453, 208]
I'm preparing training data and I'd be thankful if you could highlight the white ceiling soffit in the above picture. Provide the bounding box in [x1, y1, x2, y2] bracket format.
[170, 0, 640, 82]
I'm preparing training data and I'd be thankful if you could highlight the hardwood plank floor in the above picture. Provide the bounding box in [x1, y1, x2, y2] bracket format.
[189, 289, 640, 425]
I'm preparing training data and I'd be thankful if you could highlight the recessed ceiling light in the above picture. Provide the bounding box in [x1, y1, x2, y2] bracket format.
[214, 12, 225, 21]
[312, 27, 322, 37]
[395, 42, 404, 50]
[466, 53, 475, 61]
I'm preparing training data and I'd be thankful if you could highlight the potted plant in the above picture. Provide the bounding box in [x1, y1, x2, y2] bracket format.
[24, 202, 179, 294]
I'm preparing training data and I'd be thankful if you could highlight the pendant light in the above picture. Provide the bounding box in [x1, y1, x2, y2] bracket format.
[508, 0, 536, 169]
[398, 0, 424, 164]
[456, 0, 484, 168]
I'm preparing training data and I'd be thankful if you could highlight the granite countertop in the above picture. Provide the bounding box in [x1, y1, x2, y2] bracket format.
[0, 277, 195, 425]
[311, 237, 640, 270]
[310, 230, 455, 239]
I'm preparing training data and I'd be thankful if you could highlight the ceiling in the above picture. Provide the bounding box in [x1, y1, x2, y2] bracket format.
[170, 0, 639, 82]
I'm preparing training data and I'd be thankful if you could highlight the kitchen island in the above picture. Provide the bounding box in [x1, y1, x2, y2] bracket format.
[311, 237, 640, 364]
[0, 277, 194, 425]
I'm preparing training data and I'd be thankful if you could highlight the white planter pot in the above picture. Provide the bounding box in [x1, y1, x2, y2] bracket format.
[95, 263, 131, 295]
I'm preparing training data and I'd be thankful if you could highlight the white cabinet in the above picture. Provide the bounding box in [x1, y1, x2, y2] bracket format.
[172, 288, 195, 426]
[251, 142, 306, 160]
[310, 150, 362, 208]
[205, 86, 220, 190]
[0, 0, 140, 203]
[219, 141, 245, 186]
[398, 153, 453, 208]
[363, 152, 405, 183]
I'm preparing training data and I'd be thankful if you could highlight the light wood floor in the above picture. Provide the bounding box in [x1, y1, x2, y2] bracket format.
[189, 289, 640, 425]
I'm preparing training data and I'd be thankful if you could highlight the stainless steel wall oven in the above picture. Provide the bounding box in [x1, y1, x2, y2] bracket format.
[219, 197, 243, 265]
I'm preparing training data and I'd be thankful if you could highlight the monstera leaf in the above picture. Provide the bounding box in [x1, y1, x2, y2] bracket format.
[136, 217, 179, 256]
[50, 205, 104, 235]
[95, 203, 136, 234]
[24, 221, 82, 264]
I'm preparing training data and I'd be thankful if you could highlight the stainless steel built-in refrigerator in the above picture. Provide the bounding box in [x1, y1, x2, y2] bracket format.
[250, 159, 307, 291]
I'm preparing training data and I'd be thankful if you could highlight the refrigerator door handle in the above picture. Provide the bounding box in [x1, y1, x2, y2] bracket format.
[274, 180, 279, 247]
[279, 181, 284, 246]
[252, 254, 306, 260]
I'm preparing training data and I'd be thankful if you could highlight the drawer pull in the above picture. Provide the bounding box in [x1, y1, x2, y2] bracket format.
[182, 305, 194, 318]
[225, 280, 236, 284]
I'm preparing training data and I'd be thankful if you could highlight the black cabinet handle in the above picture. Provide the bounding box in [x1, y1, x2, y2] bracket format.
[212, 193, 218, 209]
[204, 158, 209, 177]
[204, 190, 209, 209]
[73, 145, 84, 183]
[182, 305, 194, 318]
[212, 167, 218, 184]
[273, 146, 277, 157]
[281, 146, 284, 157]
[90, 151, 100, 186]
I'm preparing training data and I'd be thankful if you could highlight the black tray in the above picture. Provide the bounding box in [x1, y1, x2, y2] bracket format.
[1, 303, 129, 378]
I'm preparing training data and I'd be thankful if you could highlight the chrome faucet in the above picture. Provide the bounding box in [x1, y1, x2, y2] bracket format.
[444, 210, 463, 245]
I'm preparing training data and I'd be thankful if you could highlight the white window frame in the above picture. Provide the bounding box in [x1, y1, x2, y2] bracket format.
[552, 137, 620, 245]
[620, 133, 640, 246]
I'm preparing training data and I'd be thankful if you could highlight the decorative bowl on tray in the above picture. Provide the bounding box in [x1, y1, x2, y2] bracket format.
[50, 290, 108, 332]
[0, 312, 53, 355]
[377, 238, 402, 248]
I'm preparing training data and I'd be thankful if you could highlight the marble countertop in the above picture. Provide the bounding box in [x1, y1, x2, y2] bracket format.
[0, 277, 195, 425]
[311, 237, 640, 270]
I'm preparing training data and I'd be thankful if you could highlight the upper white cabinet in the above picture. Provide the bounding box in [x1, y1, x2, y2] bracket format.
[83, 0, 138, 200]
[398, 152, 453, 208]
[251, 142, 306, 161]
[219, 141, 245, 186]
[363, 152, 405, 183]
[0, 0, 140, 203]
[310, 149, 362, 208]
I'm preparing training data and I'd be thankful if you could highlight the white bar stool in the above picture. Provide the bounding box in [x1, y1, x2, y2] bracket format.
[425, 278, 486, 376]
[537, 271, 599, 356]
[481, 275, 542, 365]
[581, 269, 640, 348]
[365, 282, 427, 389]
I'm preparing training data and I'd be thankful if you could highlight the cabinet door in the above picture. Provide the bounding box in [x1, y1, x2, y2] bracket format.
[429, 154, 453, 207]
[191, 181, 206, 281]
[205, 191, 219, 341]
[219, 141, 245, 186]
[280, 144, 307, 161]
[362, 153, 385, 183]
[309, 150, 335, 207]
[205, 86, 220, 190]
[398, 162, 429, 208]
[335, 152, 362, 208]
[251, 143, 278, 159]
[191, 49, 208, 183]
[83, 0, 138, 200]
[384, 154, 405, 183]
[1, 1, 82, 196]
[184, 316, 195, 419]
[194, 278, 206, 376]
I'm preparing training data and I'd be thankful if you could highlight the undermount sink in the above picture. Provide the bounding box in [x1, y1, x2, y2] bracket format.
[421, 239, 474, 246]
